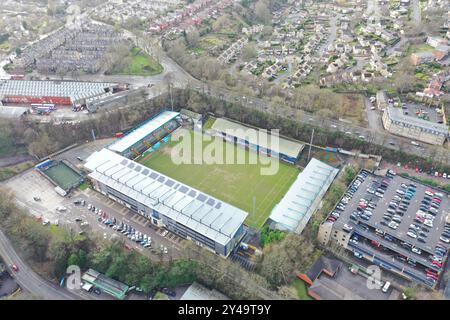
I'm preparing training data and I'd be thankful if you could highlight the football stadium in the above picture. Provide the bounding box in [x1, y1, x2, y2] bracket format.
[84, 110, 338, 257]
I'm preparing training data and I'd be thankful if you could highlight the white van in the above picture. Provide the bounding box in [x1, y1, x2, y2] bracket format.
[382, 281, 391, 293]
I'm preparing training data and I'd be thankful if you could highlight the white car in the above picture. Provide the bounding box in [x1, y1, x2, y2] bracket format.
[407, 231, 417, 239]
[424, 219, 434, 228]
[56, 206, 67, 212]
[343, 224, 353, 232]
[412, 247, 421, 254]
[440, 236, 450, 243]
[161, 230, 169, 237]
[163, 247, 168, 254]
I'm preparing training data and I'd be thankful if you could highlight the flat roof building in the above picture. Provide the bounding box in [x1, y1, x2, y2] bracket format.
[211, 118, 304, 163]
[269, 158, 339, 234]
[382, 106, 448, 145]
[0, 80, 117, 105]
[84, 148, 248, 257]
[81, 268, 129, 300]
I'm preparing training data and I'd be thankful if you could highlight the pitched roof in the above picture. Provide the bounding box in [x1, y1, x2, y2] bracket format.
[305, 256, 343, 282]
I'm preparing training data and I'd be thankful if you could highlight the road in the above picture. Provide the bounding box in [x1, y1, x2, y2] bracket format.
[0, 230, 79, 300]
[189, 81, 450, 163]
[411, 0, 422, 26]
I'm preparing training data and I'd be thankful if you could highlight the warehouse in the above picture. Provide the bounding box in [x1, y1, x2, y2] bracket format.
[268, 158, 339, 234]
[0, 80, 118, 106]
[108, 110, 181, 158]
[382, 106, 449, 145]
[210, 118, 304, 164]
[84, 148, 248, 258]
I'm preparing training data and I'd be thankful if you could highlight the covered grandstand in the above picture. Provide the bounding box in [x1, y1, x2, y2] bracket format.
[211, 118, 304, 164]
[269, 158, 339, 234]
[0, 80, 118, 106]
[108, 110, 181, 158]
[81, 269, 129, 300]
[84, 148, 248, 257]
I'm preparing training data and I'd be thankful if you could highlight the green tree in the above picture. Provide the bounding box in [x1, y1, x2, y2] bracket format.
[68, 253, 80, 266]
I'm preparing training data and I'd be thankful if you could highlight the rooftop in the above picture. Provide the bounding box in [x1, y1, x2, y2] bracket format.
[269, 158, 339, 233]
[211, 118, 304, 159]
[0, 80, 117, 103]
[386, 106, 449, 136]
[180, 282, 230, 300]
[82, 268, 129, 299]
[108, 111, 180, 154]
[0, 106, 28, 118]
[84, 148, 248, 247]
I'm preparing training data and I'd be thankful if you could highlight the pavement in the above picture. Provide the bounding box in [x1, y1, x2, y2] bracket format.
[332, 170, 449, 287]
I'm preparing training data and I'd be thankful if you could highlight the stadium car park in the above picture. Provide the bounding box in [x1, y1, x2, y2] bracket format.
[327, 169, 450, 288]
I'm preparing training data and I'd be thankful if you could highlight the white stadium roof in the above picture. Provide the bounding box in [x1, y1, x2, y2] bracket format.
[108, 111, 180, 154]
[269, 158, 339, 234]
[84, 148, 248, 246]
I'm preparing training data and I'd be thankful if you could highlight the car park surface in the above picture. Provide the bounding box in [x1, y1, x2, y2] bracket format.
[328, 169, 450, 288]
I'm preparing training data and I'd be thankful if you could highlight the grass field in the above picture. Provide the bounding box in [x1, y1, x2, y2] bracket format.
[292, 278, 313, 300]
[0, 160, 34, 181]
[114, 47, 163, 76]
[138, 130, 300, 230]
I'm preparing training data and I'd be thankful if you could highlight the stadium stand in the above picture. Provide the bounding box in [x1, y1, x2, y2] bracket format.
[269, 158, 339, 234]
[108, 110, 181, 158]
[211, 118, 304, 164]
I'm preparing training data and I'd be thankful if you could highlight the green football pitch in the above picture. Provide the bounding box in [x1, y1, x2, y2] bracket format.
[138, 130, 300, 230]
[43, 162, 83, 191]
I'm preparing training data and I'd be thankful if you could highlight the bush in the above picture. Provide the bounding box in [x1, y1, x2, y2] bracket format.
[260, 226, 285, 247]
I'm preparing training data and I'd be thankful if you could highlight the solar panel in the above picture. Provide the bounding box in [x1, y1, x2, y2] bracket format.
[188, 190, 196, 197]
[215, 202, 222, 209]
[142, 169, 149, 175]
[178, 185, 189, 194]
[150, 172, 159, 179]
[207, 198, 216, 206]
[165, 179, 175, 187]
[157, 176, 165, 183]
[196, 193, 207, 202]
[120, 159, 128, 166]
[127, 162, 135, 169]
[134, 165, 142, 172]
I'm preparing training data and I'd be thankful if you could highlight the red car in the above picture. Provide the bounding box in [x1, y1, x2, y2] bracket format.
[432, 260, 443, 268]
[10, 264, 19, 272]
[426, 272, 438, 280]
[425, 268, 439, 276]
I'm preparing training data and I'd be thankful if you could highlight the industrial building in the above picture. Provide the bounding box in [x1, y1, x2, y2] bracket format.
[211, 118, 304, 164]
[0, 80, 120, 107]
[108, 111, 181, 159]
[268, 158, 339, 234]
[318, 169, 450, 288]
[84, 148, 248, 258]
[382, 106, 448, 145]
